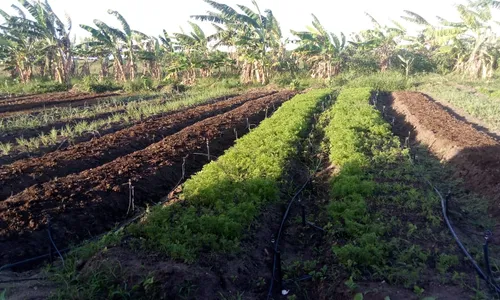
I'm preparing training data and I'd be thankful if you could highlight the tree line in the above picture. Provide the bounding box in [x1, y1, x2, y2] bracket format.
[1, 0, 500, 87]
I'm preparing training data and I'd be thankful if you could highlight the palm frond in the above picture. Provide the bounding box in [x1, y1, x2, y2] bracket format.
[108, 10, 131, 37]
[401, 10, 430, 25]
[10, 5, 25, 19]
[365, 12, 381, 28]
[0, 9, 10, 22]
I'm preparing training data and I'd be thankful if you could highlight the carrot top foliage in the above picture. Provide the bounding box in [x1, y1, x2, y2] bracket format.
[129, 89, 332, 262]
[323, 88, 465, 289]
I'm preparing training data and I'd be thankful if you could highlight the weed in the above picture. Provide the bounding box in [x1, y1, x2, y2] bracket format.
[413, 285, 425, 296]
[437, 254, 459, 274]
[345, 275, 358, 290]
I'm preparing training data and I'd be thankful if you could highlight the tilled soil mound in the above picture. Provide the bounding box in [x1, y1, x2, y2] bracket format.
[0, 90, 296, 266]
[0, 91, 276, 200]
[391, 91, 500, 217]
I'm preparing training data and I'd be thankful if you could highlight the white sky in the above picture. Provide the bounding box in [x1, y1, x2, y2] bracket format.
[2, 0, 468, 41]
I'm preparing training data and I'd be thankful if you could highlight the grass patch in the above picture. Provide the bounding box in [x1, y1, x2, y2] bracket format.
[0, 79, 67, 95]
[335, 71, 416, 92]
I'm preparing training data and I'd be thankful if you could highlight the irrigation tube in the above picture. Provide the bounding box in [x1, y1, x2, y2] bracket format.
[266, 176, 311, 300]
[423, 176, 500, 294]
[266, 159, 322, 300]
[400, 130, 500, 294]
[266, 97, 332, 299]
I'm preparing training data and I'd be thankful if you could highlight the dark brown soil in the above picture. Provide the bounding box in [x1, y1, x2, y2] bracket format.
[0, 90, 296, 266]
[0, 91, 277, 201]
[0, 92, 120, 117]
[391, 91, 500, 219]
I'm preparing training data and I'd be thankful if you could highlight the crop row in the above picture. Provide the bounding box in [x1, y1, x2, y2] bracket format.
[0, 88, 238, 157]
[0, 90, 292, 265]
[323, 88, 463, 288]
[129, 89, 332, 262]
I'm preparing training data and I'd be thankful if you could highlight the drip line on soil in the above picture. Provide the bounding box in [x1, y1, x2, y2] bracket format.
[267, 158, 322, 300]
[424, 175, 500, 294]
[376, 90, 500, 296]
[401, 130, 500, 295]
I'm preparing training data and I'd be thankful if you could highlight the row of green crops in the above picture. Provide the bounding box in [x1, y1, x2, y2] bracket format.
[128, 89, 332, 262]
[0, 87, 238, 156]
[323, 88, 465, 289]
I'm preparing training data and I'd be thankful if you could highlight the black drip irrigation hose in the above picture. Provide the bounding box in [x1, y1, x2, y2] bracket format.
[266, 160, 322, 300]
[376, 89, 500, 295]
[424, 176, 500, 294]
[399, 132, 500, 294]
[47, 218, 64, 267]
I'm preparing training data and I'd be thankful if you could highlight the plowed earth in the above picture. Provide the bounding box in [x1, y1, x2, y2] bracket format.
[0, 90, 296, 266]
[0, 91, 120, 117]
[0, 91, 276, 200]
[391, 91, 500, 218]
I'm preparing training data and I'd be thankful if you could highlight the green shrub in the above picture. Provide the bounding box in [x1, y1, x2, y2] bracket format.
[271, 73, 294, 87]
[129, 89, 332, 262]
[76, 76, 122, 93]
[123, 77, 158, 93]
[344, 72, 415, 91]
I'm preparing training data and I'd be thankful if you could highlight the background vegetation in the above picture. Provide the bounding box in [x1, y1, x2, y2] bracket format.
[2, 0, 500, 96]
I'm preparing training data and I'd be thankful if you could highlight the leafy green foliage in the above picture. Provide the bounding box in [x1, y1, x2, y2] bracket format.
[0, 79, 67, 95]
[323, 88, 463, 287]
[49, 231, 124, 299]
[129, 89, 331, 262]
[342, 71, 415, 91]
[75, 75, 122, 93]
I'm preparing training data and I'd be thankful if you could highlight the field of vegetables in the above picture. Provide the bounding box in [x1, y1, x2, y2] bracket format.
[1, 86, 500, 300]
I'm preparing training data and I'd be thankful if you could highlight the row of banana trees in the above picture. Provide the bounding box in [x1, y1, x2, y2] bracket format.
[1, 0, 500, 87]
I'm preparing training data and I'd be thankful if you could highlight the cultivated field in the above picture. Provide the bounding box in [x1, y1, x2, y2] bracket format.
[1, 86, 499, 300]
[2, 0, 500, 298]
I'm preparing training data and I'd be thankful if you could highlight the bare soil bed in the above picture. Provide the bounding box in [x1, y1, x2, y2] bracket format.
[0, 90, 295, 266]
[0, 91, 278, 200]
[390, 91, 500, 218]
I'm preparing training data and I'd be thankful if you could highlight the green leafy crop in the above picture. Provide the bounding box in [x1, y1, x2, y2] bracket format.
[323, 88, 463, 288]
[129, 89, 332, 262]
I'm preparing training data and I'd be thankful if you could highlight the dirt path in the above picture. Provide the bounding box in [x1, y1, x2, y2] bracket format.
[0, 92, 120, 117]
[390, 91, 500, 218]
[0, 91, 295, 266]
[0, 91, 278, 200]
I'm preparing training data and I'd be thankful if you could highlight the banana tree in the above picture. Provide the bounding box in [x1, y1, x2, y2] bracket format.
[192, 0, 284, 84]
[15, 0, 73, 85]
[403, 1, 500, 78]
[291, 14, 346, 79]
[83, 10, 148, 82]
[0, 7, 38, 82]
[350, 13, 406, 72]
[434, 1, 499, 78]
[173, 22, 211, 83]
[78, 24, 116, 80]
